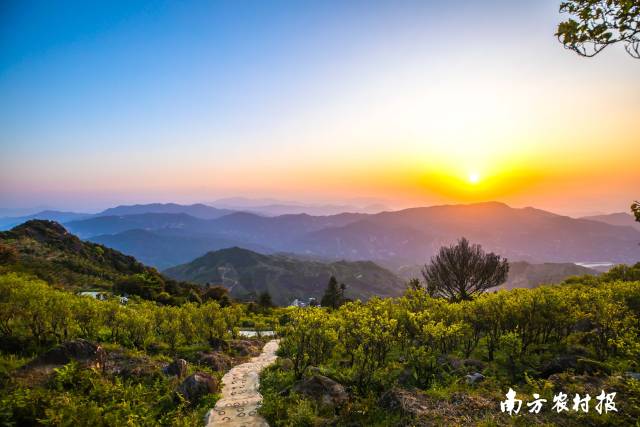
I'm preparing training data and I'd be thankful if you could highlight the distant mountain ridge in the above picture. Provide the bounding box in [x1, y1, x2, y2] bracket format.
[0, 203, 234, 231]
[296, 202, 640, 266]
[90, 229, 275, 269]
[210, 197, 388, 216]
[581, 212, 640, 231]
[0, 210, 93, 230]
[65, 213, 208, 238]
[98, 203, 234, 219]
[2, 202, 638, 270]
[163, 247, 406, 305]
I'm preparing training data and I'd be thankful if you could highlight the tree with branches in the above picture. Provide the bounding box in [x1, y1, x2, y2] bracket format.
[557, 0, 640, 58]
[632, 201, 640, 222]
[422, 238, 509, 302]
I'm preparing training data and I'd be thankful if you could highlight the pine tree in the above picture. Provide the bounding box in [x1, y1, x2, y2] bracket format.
[258, 291, 273, 308]
[321, 276, 341, 309]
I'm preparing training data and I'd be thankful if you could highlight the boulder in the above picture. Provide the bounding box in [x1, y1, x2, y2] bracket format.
[102, 351, 163, 378]
[31, 339, 106, 368]
[208, 337, 230, 352]
[541, 355, 579, 378]
[229, 339, 262, 357]
[176, 372, 218, 402]
[164, 359, 188, 378]
[292, 375, 348, 408]
[465, 372, 485, 385]
[199, 352, 232, 372]
[278, 358, 294, 371]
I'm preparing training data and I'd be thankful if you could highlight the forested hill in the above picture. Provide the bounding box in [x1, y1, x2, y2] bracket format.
[396, 260, 600, 290]
[163, 247, 406, 305]
[0, 220, 199, 303]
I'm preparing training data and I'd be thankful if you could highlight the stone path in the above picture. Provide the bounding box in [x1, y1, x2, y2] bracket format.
[205, 339, 279, 427]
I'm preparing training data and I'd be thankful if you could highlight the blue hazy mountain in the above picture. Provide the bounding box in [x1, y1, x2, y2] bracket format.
[98, 203, 234, 219]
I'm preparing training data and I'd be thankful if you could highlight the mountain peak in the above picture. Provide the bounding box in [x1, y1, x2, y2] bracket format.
[9, 219, 71, 242]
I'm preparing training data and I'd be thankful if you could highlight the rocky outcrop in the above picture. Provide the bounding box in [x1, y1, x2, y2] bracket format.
[177, 372, 218, 403]
[465, 372, 485, 385]
[164, 358, 188, 378]
[199, 351, 232, 372]
[292, 374, 348, 409]
[30, 339, 106, 368]
[229, 339, 262, 357]
[541, 355, 579, 377]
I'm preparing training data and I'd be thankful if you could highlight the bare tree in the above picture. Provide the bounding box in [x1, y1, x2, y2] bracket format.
[422, 238, 509, 302]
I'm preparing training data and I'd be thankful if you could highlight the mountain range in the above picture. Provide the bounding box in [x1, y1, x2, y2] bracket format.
[0, 220, 613, 305]
[1, 202, 638, 275]
[63, 202, 640, 269]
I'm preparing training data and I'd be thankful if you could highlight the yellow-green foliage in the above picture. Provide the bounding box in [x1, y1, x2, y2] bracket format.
[268, 276, 640, 425]
[0, 272, 245, 350]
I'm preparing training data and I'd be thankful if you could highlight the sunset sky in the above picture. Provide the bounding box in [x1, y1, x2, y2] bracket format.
[1, 0, 639, 216]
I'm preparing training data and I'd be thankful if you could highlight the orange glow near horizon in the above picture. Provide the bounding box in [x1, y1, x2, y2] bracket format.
[1, 2, 639, 216]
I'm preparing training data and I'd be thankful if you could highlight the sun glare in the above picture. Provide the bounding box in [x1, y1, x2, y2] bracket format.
[468, 172, 481, 185]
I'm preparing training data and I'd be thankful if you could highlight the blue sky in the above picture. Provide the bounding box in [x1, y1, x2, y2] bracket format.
[1, 0, 638, 214]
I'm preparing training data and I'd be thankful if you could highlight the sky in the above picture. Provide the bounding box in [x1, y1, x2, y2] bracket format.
[1, 0, 639, 216]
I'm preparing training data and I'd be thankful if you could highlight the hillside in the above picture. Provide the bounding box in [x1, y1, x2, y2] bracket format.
[498, 261, 599, 290]
[65, 213, 208, 238]
[0, 220, 199, 302]
[90, 229, 275, 269]
[163, 247, 405, 305]
[396, 260, 599, 290]
[581, 212, 640, 231]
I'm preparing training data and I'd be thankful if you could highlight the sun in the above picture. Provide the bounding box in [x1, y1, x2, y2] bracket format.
[468, 172, 481, 185]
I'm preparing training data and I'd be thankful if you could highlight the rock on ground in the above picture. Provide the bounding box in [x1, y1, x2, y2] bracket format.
[164, 358, 188, 378]
[177, 372, 219, 403]
[200, 351, 232, 372]
[29, 339, 106, 368]
[292, 374, 348, 409]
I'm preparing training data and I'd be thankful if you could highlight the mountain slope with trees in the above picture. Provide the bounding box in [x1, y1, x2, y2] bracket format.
[0, 220, 200, 303]
[163, 247, 405, 305]
[89, 229, 275, 269]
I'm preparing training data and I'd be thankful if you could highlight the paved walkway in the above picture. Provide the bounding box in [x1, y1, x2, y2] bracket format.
[205, 339, 279, 427]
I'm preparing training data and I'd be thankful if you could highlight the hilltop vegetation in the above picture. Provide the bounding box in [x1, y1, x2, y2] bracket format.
[0, 271, 275, 426]
[0, 220, 201, 304]
[261, 268, 640, 426]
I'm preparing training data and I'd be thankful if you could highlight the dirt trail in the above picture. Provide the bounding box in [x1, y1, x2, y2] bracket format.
[205, 339, 279, 427]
